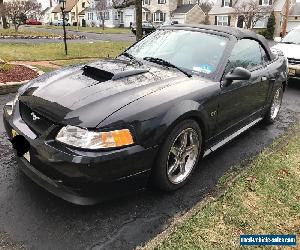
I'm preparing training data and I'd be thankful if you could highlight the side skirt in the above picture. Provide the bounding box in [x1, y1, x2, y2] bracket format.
[203, 117, 263, 157]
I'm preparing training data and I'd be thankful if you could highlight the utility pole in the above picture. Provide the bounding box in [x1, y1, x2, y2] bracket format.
[59, 0, 68, 55]
[281, 0, 290, 37]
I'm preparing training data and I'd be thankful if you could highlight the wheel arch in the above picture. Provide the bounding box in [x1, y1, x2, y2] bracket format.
[157, 100, 209, 148]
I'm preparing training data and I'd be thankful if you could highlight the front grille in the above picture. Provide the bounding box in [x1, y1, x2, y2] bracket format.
[19, 102, 53, 135]
[288, 58, 300, 65]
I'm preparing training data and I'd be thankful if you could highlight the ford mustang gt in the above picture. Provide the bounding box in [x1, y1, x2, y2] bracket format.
[3, 24, 288, 205]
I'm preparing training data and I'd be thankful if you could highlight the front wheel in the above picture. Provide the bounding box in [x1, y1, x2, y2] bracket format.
[152, 119, 202, 191]
[263, 85, 283, 124]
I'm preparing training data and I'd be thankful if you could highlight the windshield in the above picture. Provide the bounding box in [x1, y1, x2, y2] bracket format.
[126, 29, 228, 78]
[282, 29, 300, 44]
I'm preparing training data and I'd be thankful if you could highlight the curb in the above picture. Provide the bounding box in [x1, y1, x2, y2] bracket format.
[0, 64, 44, 95]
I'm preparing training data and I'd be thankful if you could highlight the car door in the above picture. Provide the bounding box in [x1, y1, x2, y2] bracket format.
[215, 38, 270, 136]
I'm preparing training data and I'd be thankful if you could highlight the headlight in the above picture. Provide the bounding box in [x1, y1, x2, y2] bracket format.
[5, 93, 19, 116]
[55, 125, 134, 149]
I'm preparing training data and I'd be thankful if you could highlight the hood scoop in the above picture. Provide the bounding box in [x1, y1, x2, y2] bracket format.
[82, 65, 149, 82]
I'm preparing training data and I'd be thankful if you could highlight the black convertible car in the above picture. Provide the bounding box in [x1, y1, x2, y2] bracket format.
[3, 24, 288, 205]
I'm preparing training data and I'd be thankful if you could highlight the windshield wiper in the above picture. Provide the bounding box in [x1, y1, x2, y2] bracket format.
[120, 52, 143, 65]
[143, 57, 192, 77]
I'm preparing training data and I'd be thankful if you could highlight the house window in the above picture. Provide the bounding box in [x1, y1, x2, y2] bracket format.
[259, 0, 272, 5]
[223, 0, 230, 7]
[153, 11, 166, 22]
[114, 11, 118, 20]
[142, 0, 150, 4]
[88, 12, 94, 20]
[217, 15, 228, 26]
[253, 16, 269, 28]
[82, 2, 85, 8]
[71, 12, 75, 20]
[158, 0, 166, 4]
[54, 13, 58, 20]
[104, 11, 110, 20]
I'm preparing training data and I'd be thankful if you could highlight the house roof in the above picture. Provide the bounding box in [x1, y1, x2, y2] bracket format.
[289, 3, 300, 16]
[142, 7, 150, 12]
[173, 4, 197, 14]
[41, 7, 51, 15]
[209, 0, 287, 15]
[52, 0, 78, 13]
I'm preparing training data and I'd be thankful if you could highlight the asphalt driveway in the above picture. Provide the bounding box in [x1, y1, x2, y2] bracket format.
[0, 82, 299, 250]
[0, 26, 136, 44]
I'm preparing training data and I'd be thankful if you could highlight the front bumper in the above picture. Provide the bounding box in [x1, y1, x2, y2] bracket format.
[3, 104, 158, 205]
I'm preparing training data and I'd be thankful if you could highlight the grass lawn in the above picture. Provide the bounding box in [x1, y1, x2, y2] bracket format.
[26, 25, 131, 34]
[0, 41, 132, 61]
[51, 58, 98, 67]
[154, 123, 300, 250]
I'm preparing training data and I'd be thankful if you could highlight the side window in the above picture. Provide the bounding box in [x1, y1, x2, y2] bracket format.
[226, 39, 263, 73]
[260, 46, 270, 64]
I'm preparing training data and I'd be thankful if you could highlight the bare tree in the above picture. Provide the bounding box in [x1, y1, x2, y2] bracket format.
[3, 0, 42, 32]
[0, 0, 8, 28]
[198, 0, 213, 24]
[234, 0, 273, 29]
[95, 0, 108, 30]
[112, 0, 142, 41]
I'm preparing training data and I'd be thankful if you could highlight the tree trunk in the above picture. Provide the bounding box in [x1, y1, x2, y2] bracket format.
[102, 19, 104, 30]
[0, 0, 8, 29]
[14, 23, 18, 32]
[135, 0, 142, 41]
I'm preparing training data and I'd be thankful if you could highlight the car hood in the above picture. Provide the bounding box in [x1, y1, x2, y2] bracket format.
[18, 58, 185, 128]
[272, 43, 300, 59]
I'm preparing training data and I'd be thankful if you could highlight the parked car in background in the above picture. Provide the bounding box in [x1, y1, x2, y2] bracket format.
[4, 24, 288, 205]
[25, 19, 42, 25]
[131, 21, 156, 35]
[52, 19, 71, 26]
[273, 26, 300, 81]
[161, 20, 179, 26]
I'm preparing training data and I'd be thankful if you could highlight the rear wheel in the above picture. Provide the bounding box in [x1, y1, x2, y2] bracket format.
[263, 86, 283, 124]
[152, 119, 202, 191]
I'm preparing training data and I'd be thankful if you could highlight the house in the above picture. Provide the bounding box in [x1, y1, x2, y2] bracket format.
[40, 6, 55, 24]
[287, 2, 300, 31]
[172, 4, 204, 24]
[52, 0, 89, 26]
[142, 0, 205, 25]
[209, 0, 296, 37]
[83, 0, 135, 28]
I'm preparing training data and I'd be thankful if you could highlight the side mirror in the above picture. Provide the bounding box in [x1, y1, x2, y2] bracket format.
[224, 67, 251, 86]
[274, 37, 282, 43]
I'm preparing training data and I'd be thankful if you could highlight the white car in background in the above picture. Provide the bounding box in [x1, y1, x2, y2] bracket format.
[273, 26, 300, 81]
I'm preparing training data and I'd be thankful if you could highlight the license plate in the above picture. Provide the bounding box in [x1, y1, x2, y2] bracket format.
[11, 129, 30, 162]
[288, 68, 296, 76]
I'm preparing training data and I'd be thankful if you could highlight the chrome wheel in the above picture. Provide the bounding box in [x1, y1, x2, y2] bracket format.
[167, 128, 200, 184]
[270, 87, 283, 119]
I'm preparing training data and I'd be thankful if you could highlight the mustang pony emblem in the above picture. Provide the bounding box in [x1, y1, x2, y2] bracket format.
[30, 112, 40, 121]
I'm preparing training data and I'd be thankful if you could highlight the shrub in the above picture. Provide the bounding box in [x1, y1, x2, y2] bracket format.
[259, 12, 276, 40]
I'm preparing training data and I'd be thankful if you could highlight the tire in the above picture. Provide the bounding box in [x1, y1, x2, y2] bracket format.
[263, 85, 284, 124]
[152, 119, 202, 191]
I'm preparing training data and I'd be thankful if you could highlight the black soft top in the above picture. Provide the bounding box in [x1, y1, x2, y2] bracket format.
[160, 24, 275, 60]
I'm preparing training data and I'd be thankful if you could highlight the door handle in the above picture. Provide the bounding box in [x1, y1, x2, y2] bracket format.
[261, 76, 268, 81]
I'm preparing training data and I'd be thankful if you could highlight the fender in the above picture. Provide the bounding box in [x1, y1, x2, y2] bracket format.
[157, 100, 212, 145]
